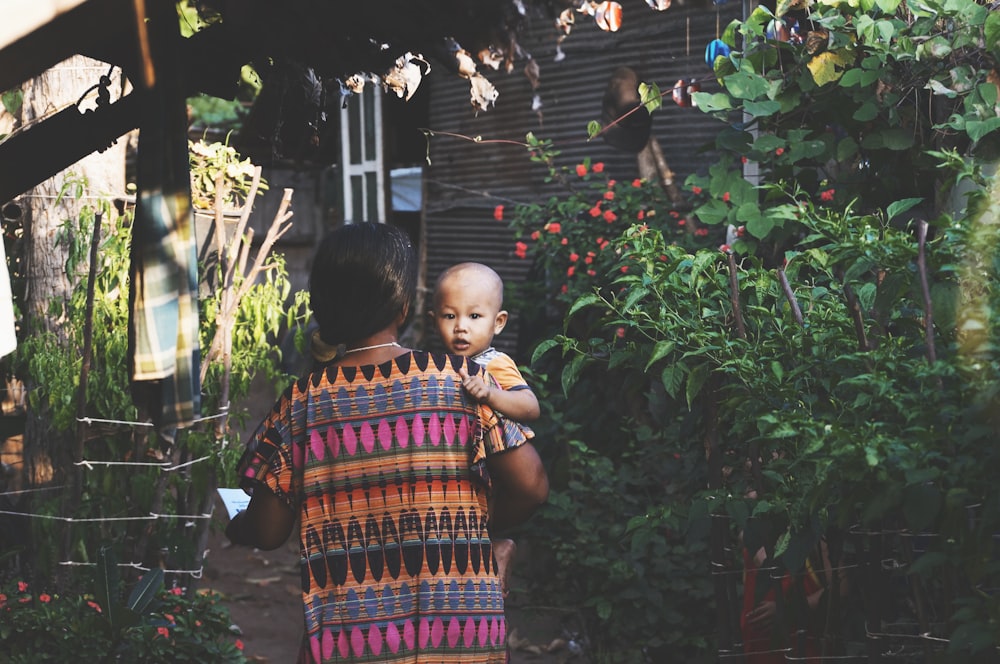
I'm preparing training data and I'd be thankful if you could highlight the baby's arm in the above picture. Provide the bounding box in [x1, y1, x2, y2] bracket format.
[459, 367, 540, 422]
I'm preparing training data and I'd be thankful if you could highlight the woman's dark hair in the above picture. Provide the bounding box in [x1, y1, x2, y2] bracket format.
[309, 222, 417, 345]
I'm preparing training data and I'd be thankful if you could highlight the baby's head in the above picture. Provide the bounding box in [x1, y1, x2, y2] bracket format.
[430, 262, 507, 357]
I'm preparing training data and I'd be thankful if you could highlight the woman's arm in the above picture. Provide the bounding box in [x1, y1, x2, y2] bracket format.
[485, 442, 549, 533]
[225, 487, 295, 551]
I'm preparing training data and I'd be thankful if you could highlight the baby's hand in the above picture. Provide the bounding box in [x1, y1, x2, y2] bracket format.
[458, 366, 492, 403]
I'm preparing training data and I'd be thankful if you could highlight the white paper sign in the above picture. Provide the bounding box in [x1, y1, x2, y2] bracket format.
[217, 488, 250, 520]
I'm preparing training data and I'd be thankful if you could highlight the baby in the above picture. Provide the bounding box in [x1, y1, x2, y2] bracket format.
[430, 261, 541, 596]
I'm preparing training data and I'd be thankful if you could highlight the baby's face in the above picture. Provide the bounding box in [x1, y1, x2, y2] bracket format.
[432, 276, 505, 357]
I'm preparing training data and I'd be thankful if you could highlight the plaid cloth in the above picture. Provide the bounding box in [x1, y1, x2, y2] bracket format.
[128, 8, 201, 433]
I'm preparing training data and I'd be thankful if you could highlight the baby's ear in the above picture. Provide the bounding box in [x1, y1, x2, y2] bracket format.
[495, 310, 509, 332]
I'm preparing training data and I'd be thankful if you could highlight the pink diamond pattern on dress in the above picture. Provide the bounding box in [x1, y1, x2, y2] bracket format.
[310, 429, 326, 462]
[338, 628, 351, 659]
[342, 424, 357, 456]
[412, 416, 425, 447]
[322, 628, 335, 659]
[447, 616, 461, 647]
[443, 413, 457, 446]
[360, 421, 376, 454]
[395, 417, 409, 448]
[429, 413, 442, 446]
[386, 621, 401, 653]
[378, 419, 393, 451]
[368, 624, 383, 657]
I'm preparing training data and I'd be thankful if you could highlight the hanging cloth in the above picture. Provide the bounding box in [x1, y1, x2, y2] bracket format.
[128, 3, 200, 435]
[0, 237, 16, 358]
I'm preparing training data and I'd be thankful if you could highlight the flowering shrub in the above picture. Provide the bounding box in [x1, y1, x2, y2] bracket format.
[505, 136, 723, 316]
[0, 578, 246, 663]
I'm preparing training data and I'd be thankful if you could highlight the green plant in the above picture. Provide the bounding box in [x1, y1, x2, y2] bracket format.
[189, 139, 268, 212]
[0, 548, 246, 662]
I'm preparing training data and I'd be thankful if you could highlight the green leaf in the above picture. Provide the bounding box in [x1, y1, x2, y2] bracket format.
[645, 340, 676, 371]
[639, 82, 663, 114]
[694, 199, 730, 225]
[685, 363, 711, 410]
[587, 120, 602, 140]
[853, 101, 879, 122]
[562, 353, 589, 396]
[743, 99, 781, 117]
[96, 545, 123, 633]
[661, 364, 685, 398]
[567, 293, 603, 318]
[885, 197, 923, 222]
[692, 92, 732, 112]
[745, 215, 776, 238]
[723, 71, 771, 101]
[531, 339, 561, 365]
[1, 89, 23, 116]
[126, 567, 164, 614]
[773, 529, 791, 558]
[966, 117, 1000, 143]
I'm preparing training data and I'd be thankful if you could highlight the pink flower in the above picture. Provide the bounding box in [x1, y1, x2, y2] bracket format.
[719, 244, 731, 253]
[737, 225, 746, 237]
[615, 326, 625, 338]
[514, 241, 528, 259]
[637, 210, 645, 220]
[741, 156, 748, 164]
[659, 254, 668, 262]
[587, 269, 596, 276]
[691, 186, 703, 195]
[592, 162, 605, 173]
[820, 188, 835, 202]
[599, 240, 610, 250]
[632, 178, 642, 187]
[576, 163, 588, 177]
[620, 265, 629, 273]
[637, 224, 648, 233]
[87, 600, 102, 613]
[722, 192, 731, 202]
[169, 587, 183, 596]
[569, 252, 580, 262]
[236, 639, 245, 651]
[560, 284, 568, 294]
[695, 227, 709, 237]
[164, 613, 175, 623]
[775, 147, 785, 156]
[596, 237, 605, 245]
[493, 205, 504, 221]
[603, 209, 617, 223]
[530, 230, 541, 241]
[607, 179, 616, 187]
[17, 582, 27, 593]
[584, 255, 593, 264]
[603, 190, 615, 201]
[157, 626, 170, 638]
[678, 218, 686, 227]
[589, 204, 602, 217]
[39, 593, 51, 603]
[567, 266, 576, 277]
[560, 237, 568, 245]
[546, 222, 562, 234]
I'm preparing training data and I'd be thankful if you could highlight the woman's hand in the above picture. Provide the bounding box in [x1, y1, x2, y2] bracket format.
[746, 600, 777, 630]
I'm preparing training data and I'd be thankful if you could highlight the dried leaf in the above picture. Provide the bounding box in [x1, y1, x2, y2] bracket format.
[454, 49, 478, 79]
[807, 49, 853, 86]
[468, 73, 499, 112]
[595, 1, 623, 32]
[382, 52, 429, 101]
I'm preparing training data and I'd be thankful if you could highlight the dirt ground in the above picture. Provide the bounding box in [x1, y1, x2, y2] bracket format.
[202, 506, 587, 664]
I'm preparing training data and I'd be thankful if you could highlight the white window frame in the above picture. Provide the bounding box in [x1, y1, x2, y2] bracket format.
[339, 85, 385, 222]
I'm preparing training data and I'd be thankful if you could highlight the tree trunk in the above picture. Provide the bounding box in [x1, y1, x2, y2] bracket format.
[17, 55, 129, 568]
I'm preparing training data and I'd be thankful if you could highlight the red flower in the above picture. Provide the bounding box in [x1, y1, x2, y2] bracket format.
[584, 255, 593, 264]
[164, 613, 175, 623]
[603, 190, 615, 201]
[722, 191, 731, 202]
[599, 240, 610, 250]
[39, 593, 51, 603]
[87, 600, 102, 613]
[593, 162, 605, 173]
[669, 210, 679, 218]
[741, 156, 748, 164]
[678, 218, 686, 226]
[820, 188, 835, 202]
[737, 225, 746, 237]
[719, 244, 731, 253]
[695, 227, 709, 237]
[596, 237, 605, 245]
[637, 224, 648, 233]
[775, 147, 785, 156]
[236, 640, 245, 651]
[17, 582, 27, 593]
[637, 210, 645, 220]
[0, 593, 6, 605]
[691, 186, 703, 195]
[620, 265, 629, 273]
[546, 222, 561, 233]
[632, 178, 642, 187]
[493, 205, 504, 221]
[560, 237, 568, 245]
[659, 254, 668, 262]
[615, 326, 625, 338]
[169, 587, 183, 596]
[589, 204, 602, 217]
[530, 230, 541, 240]
[514, 241, 528, 259]
[587, 269, 596, 276]
[576, 163, 588, 177]
[560, 284, 568, 294]
[603, 209, 617, 223]
[607, 179, 616, 187]
[569, 252, 580, 262]
[567, 266, 576, 277]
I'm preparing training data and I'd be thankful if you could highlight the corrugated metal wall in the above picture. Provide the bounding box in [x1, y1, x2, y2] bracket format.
[423, 0, 743, 354]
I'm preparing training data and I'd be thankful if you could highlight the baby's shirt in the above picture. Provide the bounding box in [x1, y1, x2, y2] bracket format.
[469, 347, 535, 485]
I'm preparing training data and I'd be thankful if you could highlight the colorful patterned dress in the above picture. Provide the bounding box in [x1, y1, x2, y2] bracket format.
[236, 351, 521, 663]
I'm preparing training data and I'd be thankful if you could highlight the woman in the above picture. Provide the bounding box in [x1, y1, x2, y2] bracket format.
[226, 222, 549, 663]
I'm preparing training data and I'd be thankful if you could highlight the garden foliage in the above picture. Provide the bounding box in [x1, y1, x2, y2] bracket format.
[504, 0, 1000, 660]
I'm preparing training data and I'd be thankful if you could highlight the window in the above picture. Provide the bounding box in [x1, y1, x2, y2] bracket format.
[339, 85, 385, 222]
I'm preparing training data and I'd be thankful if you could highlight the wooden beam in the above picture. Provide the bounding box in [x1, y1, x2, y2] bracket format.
[0, 93, 140, 205]
[0, 0, 135, 94]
